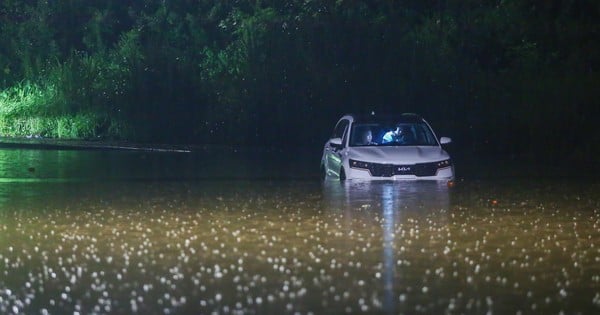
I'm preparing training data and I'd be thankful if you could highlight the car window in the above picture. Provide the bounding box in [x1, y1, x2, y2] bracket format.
[341, 124, 350, 147]
[414, 124, 437, 145]
[349, 124, 379, 146]
[331, 119, 349, 139]
[349, 122, 438, 146]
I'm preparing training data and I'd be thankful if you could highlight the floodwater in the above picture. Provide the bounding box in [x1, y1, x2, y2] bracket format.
[0, 148, 598, 314]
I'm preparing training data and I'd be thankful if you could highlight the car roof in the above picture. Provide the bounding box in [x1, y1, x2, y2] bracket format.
[347, 113, 425, 124]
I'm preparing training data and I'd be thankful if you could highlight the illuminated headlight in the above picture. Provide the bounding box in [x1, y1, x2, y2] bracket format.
[436, 159, 452, 168]
[349, 159, 371, 169]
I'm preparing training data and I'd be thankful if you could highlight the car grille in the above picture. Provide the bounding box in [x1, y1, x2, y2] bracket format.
[367, 162, 439, 177]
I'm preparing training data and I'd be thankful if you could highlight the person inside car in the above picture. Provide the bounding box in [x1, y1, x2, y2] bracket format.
[358, 129, 377, 146]
[382, 125, 401, 143]
[383, 125, 414, 144]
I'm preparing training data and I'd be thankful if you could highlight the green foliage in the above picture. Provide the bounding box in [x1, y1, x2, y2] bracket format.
[0, 79, 124, 139]
[200, 44, 247, 79]
[0, 0, 597, 159]
[0, 81, 59, 118]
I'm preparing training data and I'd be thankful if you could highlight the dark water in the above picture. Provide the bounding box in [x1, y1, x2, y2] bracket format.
[0, 148, 598, 314]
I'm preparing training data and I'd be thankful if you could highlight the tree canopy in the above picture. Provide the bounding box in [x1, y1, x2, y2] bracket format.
[0, 0, 598, 160]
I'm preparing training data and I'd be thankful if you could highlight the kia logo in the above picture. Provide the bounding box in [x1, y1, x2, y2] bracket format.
[397, 166, 411, 172]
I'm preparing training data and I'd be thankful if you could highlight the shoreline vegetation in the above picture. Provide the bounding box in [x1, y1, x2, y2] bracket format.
[0, 0, 598, 161]
[0, 58, 132, 140]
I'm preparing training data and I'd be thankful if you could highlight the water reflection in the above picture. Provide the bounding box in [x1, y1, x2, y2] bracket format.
[0, 147, 318, 182]
[323, 180, 449, 314]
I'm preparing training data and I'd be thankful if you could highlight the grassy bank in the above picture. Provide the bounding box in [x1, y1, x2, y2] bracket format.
[0, 77, 128, 140]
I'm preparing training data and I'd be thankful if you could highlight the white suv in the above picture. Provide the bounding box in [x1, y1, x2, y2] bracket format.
[321, 113, 454, 181]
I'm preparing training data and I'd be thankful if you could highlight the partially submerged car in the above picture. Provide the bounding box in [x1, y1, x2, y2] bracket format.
[321, 113, 454, 181]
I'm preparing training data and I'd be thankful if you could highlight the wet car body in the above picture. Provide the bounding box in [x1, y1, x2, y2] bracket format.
[321, 113, 454, 181]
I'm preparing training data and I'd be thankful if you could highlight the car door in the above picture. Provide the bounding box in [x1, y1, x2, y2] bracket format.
[325, 119, 349, 177]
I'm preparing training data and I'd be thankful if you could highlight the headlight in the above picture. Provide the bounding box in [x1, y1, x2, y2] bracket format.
[349, 159, 371, 169]
[436, 159, 452, 168]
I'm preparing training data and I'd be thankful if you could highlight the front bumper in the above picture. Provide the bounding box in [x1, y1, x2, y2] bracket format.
[347, 160, 454, 180]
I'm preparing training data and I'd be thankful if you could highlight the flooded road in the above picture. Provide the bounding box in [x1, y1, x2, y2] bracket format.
[0, 148, 598, 314]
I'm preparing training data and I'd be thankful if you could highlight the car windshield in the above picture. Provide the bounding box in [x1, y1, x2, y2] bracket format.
[349, 122, 438, 147]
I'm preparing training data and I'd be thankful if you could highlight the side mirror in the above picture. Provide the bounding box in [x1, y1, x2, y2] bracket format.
[440, 137, 452, 145]
[329, 137, 343, 147]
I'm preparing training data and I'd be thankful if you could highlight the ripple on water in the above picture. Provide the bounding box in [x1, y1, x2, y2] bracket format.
[0, 180, 598, 313]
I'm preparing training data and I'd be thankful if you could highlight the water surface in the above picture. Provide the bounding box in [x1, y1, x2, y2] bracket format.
[0, 148, 598, 314]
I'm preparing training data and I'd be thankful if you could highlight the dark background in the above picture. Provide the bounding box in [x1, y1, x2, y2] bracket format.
[1, 0, 598, 168]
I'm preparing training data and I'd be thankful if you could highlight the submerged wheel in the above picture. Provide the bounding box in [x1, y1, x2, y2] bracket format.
[339, 167, 346, 181]
[320, 165, 327, 180]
